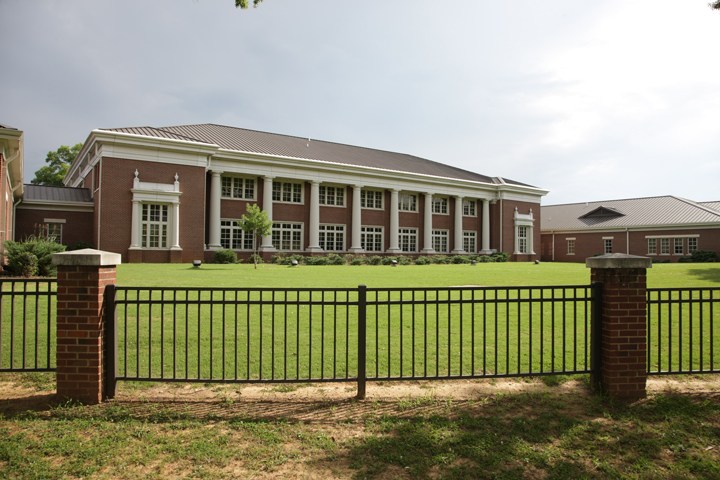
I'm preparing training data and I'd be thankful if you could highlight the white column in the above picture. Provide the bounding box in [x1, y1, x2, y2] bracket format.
[452, 196, 465, 254]
[170, 202, 181, 250]
[130, 200, 141, 249]
[422, 192, 435, 253]
[208, 170, 222, 249]
[480, 199, 492, 254]
[387, 189, 400, 253]
[307, 181, 322, 252]
[349, 185, 364, 253]
[260, 176, 275, 251]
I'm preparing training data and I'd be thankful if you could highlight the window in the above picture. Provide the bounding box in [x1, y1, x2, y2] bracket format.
[272, 181, 302, 203]
[603, 238, 613, 254]
[674, 238, 684, 255]
[463, 231, 476, 253]
[220, 220, 254, 250]
[463, 200, 477, 216]
[399, 193, 417, 212]
[221, 176, 255, 200]
[319, 186, 345, 206]
[688, 237, 698, 253]
[647, 238, 657, 255]
[361, 190, 383, 209]
[399, 228, 417, 252]
[141, 204, 168, 248]
[660, 238, 670, 255]
[40, 222, 63, 243]
[517, 226, 529, 254]
[432, 197, 448, 214]
[361, 226, 383, 252]
[432, 229, 449, 253]
[319, 224, 344, 251]
[272, 222, 303, 251]
[567, 238, 575, 255]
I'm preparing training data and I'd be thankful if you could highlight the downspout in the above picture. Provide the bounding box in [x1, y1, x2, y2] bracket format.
[552, 232, 555, 262]
[626, 228, 630, 255]
[96, 159, 102, 249]
[499, 198, 503, 253]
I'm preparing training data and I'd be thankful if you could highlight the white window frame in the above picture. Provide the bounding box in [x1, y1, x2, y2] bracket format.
[567, 238, 575, 256]
[432, 196, 448, 215]
[462, 200, 477, 217]
[513, 209, 535, 255]
[361, 226, 383, 252]
[319, 185, 345, 207]
[319, 224, 345, 251]
[647, 238, 657, 255]
[272, 222, 303, 251]
[272, 181, 303, 204]
[141, 203, 169, 248]
[399, 227, 418, 252]
[674, 238, 684, 255]
[603, 237, 613, 254]
[463, 230, 477, 253]
[41, 218, 66, 243]
[398, 193, 417, 212]
[688, 237, 698, 253]
[432, 229, 449, 253]
[220, 219, 254, 250]
[221, 176, 255, 200]
[660, 238, 670, 255]
[361, 190, 383, 209]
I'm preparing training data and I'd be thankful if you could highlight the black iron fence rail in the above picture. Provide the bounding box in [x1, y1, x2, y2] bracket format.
[647, 287, 720, 375]
[0, 278, 56, 372]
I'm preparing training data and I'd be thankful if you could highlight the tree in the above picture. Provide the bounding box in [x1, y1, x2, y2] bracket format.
[713, 1, 720, 9]
[235, 0, 263, 8]
[237, 203, 272, 269]
[31, 143, 82, 186]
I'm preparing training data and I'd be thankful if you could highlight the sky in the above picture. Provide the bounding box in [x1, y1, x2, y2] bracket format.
[2, 0, 719, 205]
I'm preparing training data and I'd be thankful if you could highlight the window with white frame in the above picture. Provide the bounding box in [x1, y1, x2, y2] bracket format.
[272, 222, 303, 251]
[361, 226, 383, 251]
[319, 186, 345, 206]
[463, 231, 476, 253]
[463, 200, 477, 216]
[272, 181, 303, 203]
[432, 229, 449, 253]
[220, 219, 254, 250]
[603, 238, 613, 254]
[221, 176, 255, 200]
[141, 204, 168, 248]
[398, 193, 417, 212]
[432, 196, 448, 214]
[660, 238, 670, 254]
[674, 238, 684, 255]
[513, 209, 534, 255]
[688, 237, 698, 253]
[517, 226, 529, 254]
[399, 228, 418, 252]
[319, 224, 345, 251]
[567, 238, 575, 255]
[647, 238, 657, 255]
[40, 221, 64, 243]
[361, 190, 383, 209]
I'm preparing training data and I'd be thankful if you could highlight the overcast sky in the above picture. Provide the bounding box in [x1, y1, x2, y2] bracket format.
[2, 0, 719, 205]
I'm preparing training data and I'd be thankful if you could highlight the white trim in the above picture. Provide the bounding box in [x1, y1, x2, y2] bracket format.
[43, 218, 66, 224]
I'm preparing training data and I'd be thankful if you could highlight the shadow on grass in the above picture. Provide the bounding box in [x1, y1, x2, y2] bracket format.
[688, 268, 720, 284]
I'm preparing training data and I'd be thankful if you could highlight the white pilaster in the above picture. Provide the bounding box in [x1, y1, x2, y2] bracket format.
[307, 180, 322, 252]
[170, 202, 181, 250]
[422, 192, 435, 253]
[208, 170, 222, 249]
[387, 189, 401, 253]
[452, 196, 465, 254]
[130, 200, 140, 249]
[260, 176, 276, 251]
[480, 199, 492, 254]
[349, 185, 364, 253]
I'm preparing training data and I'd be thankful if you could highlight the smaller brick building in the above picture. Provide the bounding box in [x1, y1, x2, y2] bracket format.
[0, 124, 24, 261]
[541, 196, 720, 262]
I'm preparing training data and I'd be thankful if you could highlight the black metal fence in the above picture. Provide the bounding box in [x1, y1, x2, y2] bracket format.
[647, 287, 720, 375]
[106, 284, 596, 394]
[0, 279, 56, 372]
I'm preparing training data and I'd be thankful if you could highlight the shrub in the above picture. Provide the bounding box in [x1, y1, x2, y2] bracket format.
[213, 249, 237, 264]
[366, 256, 384, 266]
[326, 253, 346, 265]
[305, 256, 329, 265]
[414, 256, 431, 265]
[4, 237, 66, 277]
[491, 252, 509, 262]
[350, 255, 366, 266]
[249, 253, 262, 265]
[689, 250, 719, 263]
[396, 255, 412, 266]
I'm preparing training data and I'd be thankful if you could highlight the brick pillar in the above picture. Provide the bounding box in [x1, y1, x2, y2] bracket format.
[53, 249, 121, 405]
[587, 253, 651, 401]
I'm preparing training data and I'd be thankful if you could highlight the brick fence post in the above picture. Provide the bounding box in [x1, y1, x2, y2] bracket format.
[53, 249, 121, 405]
[586, 253, 651, 401]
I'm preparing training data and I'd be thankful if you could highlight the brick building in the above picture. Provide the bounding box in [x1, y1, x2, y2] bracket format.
[44, 123, 547, 263]
[541, 196, 720, 262]
[0, 124, 24, 261]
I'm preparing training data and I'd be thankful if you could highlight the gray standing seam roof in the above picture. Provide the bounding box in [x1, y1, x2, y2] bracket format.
[101, 123, 535, 187]
[23, 184, 92, 203]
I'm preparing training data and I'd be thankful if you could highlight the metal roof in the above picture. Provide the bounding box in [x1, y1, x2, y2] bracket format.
[100, 123, 534, 187]
[23, 184, 92, 203]
[541, 196, 720, 231]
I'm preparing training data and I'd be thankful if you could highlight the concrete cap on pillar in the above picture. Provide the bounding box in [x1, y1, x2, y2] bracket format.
[586, 253, 652, 269]
[52, 249, 122, 267]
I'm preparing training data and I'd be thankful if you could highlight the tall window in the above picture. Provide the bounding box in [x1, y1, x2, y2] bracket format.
[432, 197, 448, 214]
[141, 204, 168, 248]
[463, 200, 477, 216]
[361, 190, 383, 209]
[220, 220, 254, 250]
[660, 238, 670, 254]
[272, 181, 302, 203]
[674, 238, 684, 255]
[361, 226, 383, 252]
[221, 176, 255, 200]
[432, 229, 449, 253]
[603, 238, 613, 254]
[398, 193, 417, 212]
[319, 186, 345, 206]
[319, 224, 345, 251]
[647, 238, 657, 255]
[399, 228, 418, 252]
[517, 226, 529, 254]
[272, 223, 303, 251]
[688, 237, 698, 253]
[567, 238, 575, 255]
[463, 231, 476, 253]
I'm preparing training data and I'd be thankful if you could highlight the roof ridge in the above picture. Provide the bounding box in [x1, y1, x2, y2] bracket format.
[544, 195, 676, 207]
[672, 196, 720, 218]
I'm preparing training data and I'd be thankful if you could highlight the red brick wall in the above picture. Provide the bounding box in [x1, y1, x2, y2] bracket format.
[498, 199, 541, 260]
[15, 208, 94, 247]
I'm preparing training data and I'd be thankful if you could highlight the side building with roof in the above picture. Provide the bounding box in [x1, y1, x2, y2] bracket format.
[52, 123, 547, 263]
[0, 124, 24, 256]
[540, 196, 720, 262]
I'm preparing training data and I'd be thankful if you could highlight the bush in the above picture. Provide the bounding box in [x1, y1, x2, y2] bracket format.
[414, 256, 431, 265]
[491, 252, 509, 262]
[213, 249, 237, 264]
[326, 253, 346, 265]
[349, 255, 366, 266]
[689, 250, 719, 263]
[4, 237, 66, 277]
